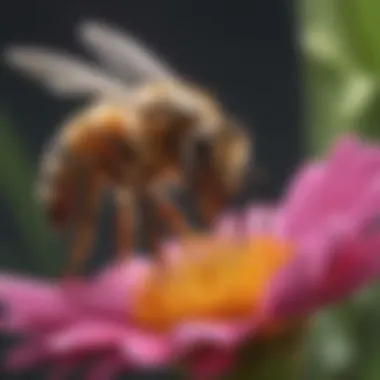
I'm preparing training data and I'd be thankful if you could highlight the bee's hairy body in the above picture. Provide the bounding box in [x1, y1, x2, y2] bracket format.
[4, 20, 252, 276]
[36, 81, 223, 230]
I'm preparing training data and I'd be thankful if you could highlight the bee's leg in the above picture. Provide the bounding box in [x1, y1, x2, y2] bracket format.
[148, 183, 191, 239]
[114, 189, 135, 260]
[191, 168, 227, 227]
[141, 191, 170, 276]
[134, 188, 159, 258]
[146, 210, 162, 259]
[62, 176, 101, 278]
[198, 189, 227, 226]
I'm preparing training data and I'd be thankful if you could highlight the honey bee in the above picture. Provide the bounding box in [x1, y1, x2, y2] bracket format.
[3, 20, 252, 276]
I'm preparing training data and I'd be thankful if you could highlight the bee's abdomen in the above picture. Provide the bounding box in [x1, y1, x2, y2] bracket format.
[36, 136, 78, 229]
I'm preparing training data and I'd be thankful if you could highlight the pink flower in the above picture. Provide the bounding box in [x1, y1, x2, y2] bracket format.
[264, 135, 380, 319]
[2, 134, 380, 380]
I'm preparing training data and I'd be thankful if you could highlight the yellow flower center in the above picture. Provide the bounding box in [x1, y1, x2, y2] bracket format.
[130, 235, 293, 332]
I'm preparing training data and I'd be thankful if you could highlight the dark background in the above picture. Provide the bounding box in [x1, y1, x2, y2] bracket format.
[0, 0, 300, 378]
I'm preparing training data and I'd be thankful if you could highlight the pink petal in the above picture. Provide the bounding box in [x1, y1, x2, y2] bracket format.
[60, 257, 151, 319]
[242, 205, 278, 237]
[261, 253, 313, 319]
[265, 218, 380, 318]
[346, 175, 380, 228]
[264, 217, 357, 318]
[266, 134, 380, 318]
[281, 136, 366, 237]
[120, 328, 172, 366]
[173, 320, 251, 353]
[290, 138, 380, 237]
[321, 232, 380, 302]
[47, 320, 127, 354]
[0, 274, 72, 332]
[160, 240, 182, 268]
[213, 214, 239, 238]
[5, 340, 48, 370]
[278, 163, 323, 235]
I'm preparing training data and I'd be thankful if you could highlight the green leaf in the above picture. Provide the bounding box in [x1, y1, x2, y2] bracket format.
[298, 0, 360, 73]
[298, 0, 380, 154]
[299, 1, 380, 379]
[0, 110, 60, 275]
[340, 0, 380, 75]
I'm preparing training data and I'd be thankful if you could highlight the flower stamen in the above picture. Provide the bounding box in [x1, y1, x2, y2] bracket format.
[130, 235, 293, 331]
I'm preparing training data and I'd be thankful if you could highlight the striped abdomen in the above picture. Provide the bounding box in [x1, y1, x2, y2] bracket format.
[36, 104, 139, 228]
[36, 131, 82, 228]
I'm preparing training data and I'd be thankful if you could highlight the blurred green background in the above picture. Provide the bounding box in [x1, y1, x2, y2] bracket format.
[300, 1, 380, 379]
[2, 0, 380, 379]
[0, 111, 61, 276]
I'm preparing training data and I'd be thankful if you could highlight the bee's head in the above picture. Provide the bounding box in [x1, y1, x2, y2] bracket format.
[212, 120, 252, 196]
[188, 119, 253, 225]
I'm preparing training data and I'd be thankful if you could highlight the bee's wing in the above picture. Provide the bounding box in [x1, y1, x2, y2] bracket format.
[3, 46, 130, 99]
[77, 20, 178, 84]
